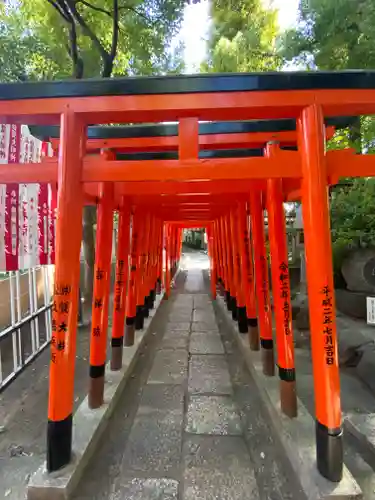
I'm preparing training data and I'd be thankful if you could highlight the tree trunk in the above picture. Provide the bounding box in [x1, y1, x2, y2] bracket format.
[82, 205, 96, 304]
[349, 116, 362, 153]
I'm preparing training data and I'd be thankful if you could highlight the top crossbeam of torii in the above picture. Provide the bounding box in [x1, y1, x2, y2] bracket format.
[0, 70, 375, 198]
[0, 70, 375, 124]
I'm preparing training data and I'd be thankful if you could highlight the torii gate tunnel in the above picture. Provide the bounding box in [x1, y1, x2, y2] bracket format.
[2, 71, 375, 484]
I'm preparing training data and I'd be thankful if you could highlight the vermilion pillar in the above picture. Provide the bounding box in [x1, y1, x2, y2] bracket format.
[88, 182, 114, 409]
[135, 213, 148, 330]
[266, 168, 297, 418]
[232, 207, 247, 333]
[237, 201, 258, 345]
[125, 212, 139, 346]
[229, 211, 241, 321]
[220, 217, 230, 302]
[214, 220, 224, 294]
[140, 213, 151, 322]
[165, 224, 171, 298]
[47, 111, 84, 472]
[224, 214, 235, 313]
[146, 215, 156, 310]
[298, 104, 342, 482]
[207, 225, 217, 299]
[245, 202, 259, 348]
[111, 199, 131, 371]
[156, 221, 163, 294]
[250, 189, 274, 376]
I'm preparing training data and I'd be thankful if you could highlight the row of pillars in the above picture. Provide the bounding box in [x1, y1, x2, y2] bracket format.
[45, 103, 341, 483]
[207, 107, 342, 483]
[48, 161, 182, 471]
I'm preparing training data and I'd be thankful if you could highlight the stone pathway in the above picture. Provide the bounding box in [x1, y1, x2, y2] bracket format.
[3, 250, 375, 499]
[73, 257, 303, 499]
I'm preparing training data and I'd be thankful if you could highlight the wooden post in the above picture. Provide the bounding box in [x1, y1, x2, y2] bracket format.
[266, 154, 297, 418]
[214, 219, 224, 295]
[232, 207, 247, 332]
[250, 189, 275, 376]
[165, 224, 171, 298]
[238, 201, 259, 346]
[125, 212, 139, 346]
[298, 105, 343, 482]
[111, 198, 131, 371]
[139, 213, 150, 322]
[47, 111, 84, 472]
[207, 225, 217, 300]
[134, 213, 147, 330]
[156, 220, 163, 294]
[88, 181, 114, 409]
[220, 217, 230, 303]
[224, 214, 236, 314]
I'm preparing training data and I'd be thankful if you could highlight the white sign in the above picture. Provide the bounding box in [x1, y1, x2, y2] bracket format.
[366, 297, 375, 325]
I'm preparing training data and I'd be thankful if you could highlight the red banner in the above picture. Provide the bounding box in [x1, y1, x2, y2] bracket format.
[5, 125, 21, 270]
[0, 125, 55, 270]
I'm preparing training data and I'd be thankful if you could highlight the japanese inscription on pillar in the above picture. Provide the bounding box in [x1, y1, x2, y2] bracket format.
[114, 259, 125, 312]
[260, 255, 269, 312]
[91, 267, 105, 338]
[129, 231, 138, 289]
[243, 228, 254, 286]
[321, 285, 336, 366]
[279, 262, 291, 336]
[51, 284, 72, 362]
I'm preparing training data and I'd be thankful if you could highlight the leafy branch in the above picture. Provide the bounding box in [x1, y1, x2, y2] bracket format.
[45, 0, 121, 77]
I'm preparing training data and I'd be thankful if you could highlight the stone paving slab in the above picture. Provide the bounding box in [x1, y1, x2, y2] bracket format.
[137, 385, 184, 415]
[182, 436, 260, 500]
[113, 478, 179, 500]
[191, 322, 219, 333]
[173, 297, 194, 305]
[169, 307, 192, 316]
[192, 309, 216, 323]
[119, 385, 184, 477]
[170, 303, 193, 310]
[193, 302, 213, 311]
[345, 413, 375, 460]
[165, 322, 191, 332]
[159, 336, 189, 350]
[193, 294, 213, 308]
[188, 355, 232, 395]
[163, 329, 191, 340]
[169, 314, 192, 323]
[186, 395, 242, 435]
[118, 412, 183, 476]
[148, 350, 188, 385]
[189, 333, 224, 354]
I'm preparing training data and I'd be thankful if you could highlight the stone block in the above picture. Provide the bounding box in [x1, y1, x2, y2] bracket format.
[183, 436, 259, 500]
[188, 355, 232, 395]
[186, 395, 242, 435]
[148, 349, 188, 385]
[189, 333, 224, 354]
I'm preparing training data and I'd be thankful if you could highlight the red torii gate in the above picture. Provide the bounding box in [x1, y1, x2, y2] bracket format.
[1, 71, 375, 484]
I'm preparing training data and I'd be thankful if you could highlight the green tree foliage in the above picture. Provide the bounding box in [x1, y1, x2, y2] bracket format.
[282, 0, 375, 70]
[202, 0, 281, 72]
[330, 179, 375, 274]
[1, 0, 187, 81]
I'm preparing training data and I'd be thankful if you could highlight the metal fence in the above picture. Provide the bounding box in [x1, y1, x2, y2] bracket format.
[0, 266, 53, 391]
[0, 228, 118, 392]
